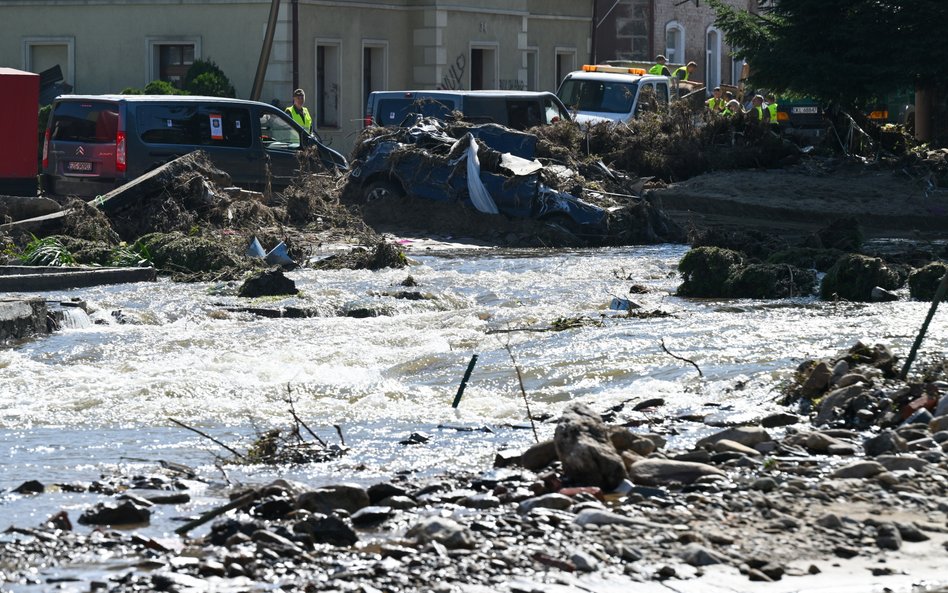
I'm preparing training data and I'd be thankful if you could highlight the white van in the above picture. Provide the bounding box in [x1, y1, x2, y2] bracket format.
[556, 65, 676, 125]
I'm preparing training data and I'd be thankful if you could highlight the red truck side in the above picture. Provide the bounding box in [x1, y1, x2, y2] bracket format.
[0, 67, 40, 196]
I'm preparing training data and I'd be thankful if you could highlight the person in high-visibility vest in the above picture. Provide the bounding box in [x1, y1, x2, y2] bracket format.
[648, 55, 670, 76]
[723, 99, 743, 117]
[765, 93, 779, 124]
[285, 88, 314, 132]
[706, 87, 726, 113]
[749, 94, 766, 123]
[673, 61, 697, 81]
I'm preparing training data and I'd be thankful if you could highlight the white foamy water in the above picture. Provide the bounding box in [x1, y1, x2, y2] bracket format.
[1, 244, 945, 536]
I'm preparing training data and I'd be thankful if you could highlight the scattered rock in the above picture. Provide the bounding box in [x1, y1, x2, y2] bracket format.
[238, 268, 298, 298]
[628, 459, 725, 486]
[554, 404, 627, 490]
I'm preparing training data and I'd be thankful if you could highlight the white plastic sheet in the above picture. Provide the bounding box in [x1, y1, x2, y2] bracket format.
[464, 135, 499, 214]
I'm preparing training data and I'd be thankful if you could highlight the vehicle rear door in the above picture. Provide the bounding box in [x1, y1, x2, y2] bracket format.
[45, 99, 120, 181]
[254, 105, 307, 188]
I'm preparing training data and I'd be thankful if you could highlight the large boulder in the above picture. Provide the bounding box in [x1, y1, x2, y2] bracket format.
[238, 268, 298, 298]
[676, 247, 744, 297]
[908, 263, 947, 301]
[554, 404, 627, 490]
[820, 254, 901, 301]
[724, 263, 816, 299]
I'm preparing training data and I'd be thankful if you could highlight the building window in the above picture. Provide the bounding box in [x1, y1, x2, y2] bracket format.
[316, 41, 341, 128]
[665, 21, 684, 65]
[706, 26, 722, 90]
[22, 37, 75, 88]
[525, 48, 538, 91]
[158, 44, 195, 88]
[146, 37, 201, 89]
[555, 49, 576, 88]
[362, 44, 387, 111]
[731, 53, 746, 86]
[470, 46, 497, 90]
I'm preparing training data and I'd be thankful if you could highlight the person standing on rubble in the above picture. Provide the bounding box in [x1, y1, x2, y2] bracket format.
[649, 55, 670, 76]
[723, 99, 743, 117]
[285, 89, 314, 132]
[749, 94, 766, 123]
[706, 87, 726, 113]
[673, 61, 697, 81]
[765, 94, 779, 124]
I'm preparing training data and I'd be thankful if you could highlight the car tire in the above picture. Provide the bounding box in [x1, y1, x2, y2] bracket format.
[364, 180, 403, 203]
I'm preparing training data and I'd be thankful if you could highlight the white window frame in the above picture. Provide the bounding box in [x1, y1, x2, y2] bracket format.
[22, 36, 76, 87]
[706, 26, 722, 91]
[145, 36, 202, 87]
[315, 38, 343, 129]
[554, 47, 577, 87]
[525, 46, 539, 92]
[361, 40, 389, 106]
[664, 21, 685, 65]
[469, 42, 500, 90]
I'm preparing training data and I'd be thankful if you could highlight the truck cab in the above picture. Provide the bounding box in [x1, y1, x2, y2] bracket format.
[556, 65, 675, 125]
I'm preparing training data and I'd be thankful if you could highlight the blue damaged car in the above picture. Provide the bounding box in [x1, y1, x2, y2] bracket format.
[347, 118, 609, 241]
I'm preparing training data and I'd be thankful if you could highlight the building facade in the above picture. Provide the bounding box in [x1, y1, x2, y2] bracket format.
[594, 0, 755, 91]
[2, 0, 593, 148]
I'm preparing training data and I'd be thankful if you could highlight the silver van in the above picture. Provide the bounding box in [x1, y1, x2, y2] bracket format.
[364, 90, 571, 130]
[41, 95, 347, 198]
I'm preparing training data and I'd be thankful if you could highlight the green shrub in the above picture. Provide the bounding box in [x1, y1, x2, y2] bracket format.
[184, 59, 235, 97]
[725, 263, 816, 299]
[143, 80, 187, 95]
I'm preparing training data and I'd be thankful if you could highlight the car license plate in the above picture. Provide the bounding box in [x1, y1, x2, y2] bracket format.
[67, 161, 93, 172]
[791, 106, 819, 114]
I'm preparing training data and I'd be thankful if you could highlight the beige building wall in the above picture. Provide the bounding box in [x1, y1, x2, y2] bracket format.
[1, 0, 592, 150]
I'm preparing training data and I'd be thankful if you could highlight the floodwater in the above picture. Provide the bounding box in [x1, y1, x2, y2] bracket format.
[1, 242, 946, 543]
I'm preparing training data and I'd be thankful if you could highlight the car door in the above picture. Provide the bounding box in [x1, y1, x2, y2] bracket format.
[255, 105, 305, 189]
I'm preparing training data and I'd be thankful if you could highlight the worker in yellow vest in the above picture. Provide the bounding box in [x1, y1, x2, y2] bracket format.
[749, 94, 766, 123]
[706, 87, 726, 113]
[285, 88, 314, 132]
[648, 55, 670, 76]
[765, 93, 779, 124]
[673, 61, 697, 81]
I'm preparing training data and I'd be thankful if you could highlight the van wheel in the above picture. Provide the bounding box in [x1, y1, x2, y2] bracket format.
[364, 180, 403, 203]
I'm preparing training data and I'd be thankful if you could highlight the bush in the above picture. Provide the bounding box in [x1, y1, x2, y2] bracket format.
[725, 263, 816, 299]
[144, 80, 187, 95]
[184, 59, 235, 97]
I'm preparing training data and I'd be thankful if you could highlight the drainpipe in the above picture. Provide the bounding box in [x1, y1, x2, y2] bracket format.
[292, 0, 299, 92]
[251, 0, 282, 101]
[591, 1, 598, 65]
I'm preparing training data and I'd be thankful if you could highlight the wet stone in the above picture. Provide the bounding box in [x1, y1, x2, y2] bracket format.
[77, 501, 151, 526]
[518, 493, 572, 514]
[761, 412, 799, 428]
[292, 514, 358, 547]
[350, 506, 394, 526]
[12, 480, 44, 494]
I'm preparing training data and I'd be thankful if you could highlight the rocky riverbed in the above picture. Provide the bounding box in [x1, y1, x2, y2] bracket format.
[3, 342, 947, 593]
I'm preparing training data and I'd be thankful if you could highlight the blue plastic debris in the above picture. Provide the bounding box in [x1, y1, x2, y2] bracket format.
[264, 241, 295, 267]
[246, 236, 266, 258]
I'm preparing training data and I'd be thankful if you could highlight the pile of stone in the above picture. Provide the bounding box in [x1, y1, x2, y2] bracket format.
[2, 346, 946, 591]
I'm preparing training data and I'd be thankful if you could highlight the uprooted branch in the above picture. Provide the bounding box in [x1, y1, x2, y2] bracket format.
[660, 338, 703, 377]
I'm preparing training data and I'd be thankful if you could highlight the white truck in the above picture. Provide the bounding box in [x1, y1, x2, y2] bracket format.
[556, 64, 695, 125]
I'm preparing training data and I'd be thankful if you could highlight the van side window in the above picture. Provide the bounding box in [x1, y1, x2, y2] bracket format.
[259, 112, 301, 149]
[375, 99, 453, 126]
[655, 82, 669, 107]
[506, 100, 542, 130]
[50, 102, 119, 144]
[138, 105, 252, 147]
[543, 98, 567, 124]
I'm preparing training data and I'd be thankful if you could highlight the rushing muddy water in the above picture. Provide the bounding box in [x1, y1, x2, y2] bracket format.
[1, 242, 946, 540]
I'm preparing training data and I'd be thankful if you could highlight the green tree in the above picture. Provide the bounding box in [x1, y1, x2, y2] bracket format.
[708, 0, 948, 109]
[183, 59, 235, 97]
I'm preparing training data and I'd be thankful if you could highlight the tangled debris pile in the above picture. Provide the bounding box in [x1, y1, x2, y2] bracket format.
[344, 117, 685, 246]
[1, 152, 388, 281]
[3, 345, 947, 591]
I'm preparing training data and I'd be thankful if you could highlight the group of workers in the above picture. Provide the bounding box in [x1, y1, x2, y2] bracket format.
[651, 54, 779, 125]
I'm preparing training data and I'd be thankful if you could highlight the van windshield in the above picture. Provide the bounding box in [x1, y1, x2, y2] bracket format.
[558, 80, 639, 114]
[50, 102, 119, 144]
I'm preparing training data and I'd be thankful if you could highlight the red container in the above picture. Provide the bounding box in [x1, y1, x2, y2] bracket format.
[0, 68, 40, 184]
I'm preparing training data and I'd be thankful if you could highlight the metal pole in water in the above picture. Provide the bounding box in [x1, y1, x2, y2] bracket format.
[452, 354, 479, 408]
[900, 271, 948, 381]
